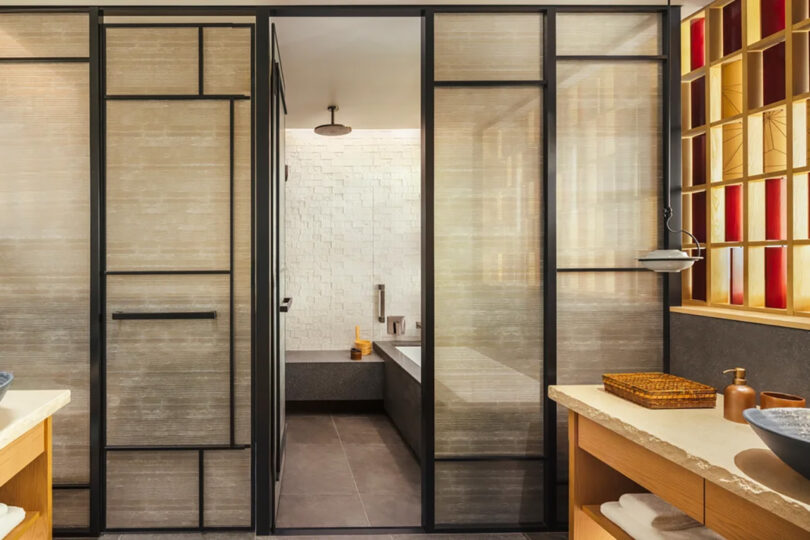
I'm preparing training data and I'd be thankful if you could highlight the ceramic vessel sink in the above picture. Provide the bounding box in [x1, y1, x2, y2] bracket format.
[0, 372, 12, 404]
[744, 407, 810, 481]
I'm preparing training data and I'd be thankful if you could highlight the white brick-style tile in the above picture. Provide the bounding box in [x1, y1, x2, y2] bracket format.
[285, 129, 421, 350]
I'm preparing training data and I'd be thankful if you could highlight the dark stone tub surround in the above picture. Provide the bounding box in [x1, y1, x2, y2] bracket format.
[374, 341, 421, 459]
[670, 313, 810, 402]
[286, 350, 384, 411]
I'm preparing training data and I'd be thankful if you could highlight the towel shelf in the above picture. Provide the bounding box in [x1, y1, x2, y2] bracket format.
[582, 506, 633, 540]
[6, 511, 40, 540]
[111, 311, 217, 320]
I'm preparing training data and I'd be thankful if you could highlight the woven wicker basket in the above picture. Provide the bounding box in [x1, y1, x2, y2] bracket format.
[603, 372, 717, 409]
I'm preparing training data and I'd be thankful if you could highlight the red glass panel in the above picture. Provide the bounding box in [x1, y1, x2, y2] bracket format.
[691, 18, 705, 70]
[691, 78, 706, 128]
[725, 184, 743, 241]
[723, 0, 743, 56]
[763, 42, 786, 106]
[730, 247, 744, 305]
[692, 255, 707, 301]
[766, 177, 786, 240]
[692, 134, 706, 186]
[692, 190, 707, 243]
[765, 246, 787, 308]
[761, 0, 786, 38]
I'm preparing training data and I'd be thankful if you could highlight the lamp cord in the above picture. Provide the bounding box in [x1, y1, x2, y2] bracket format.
[663, 0, 702, 260]
[664, 207, 703, 258]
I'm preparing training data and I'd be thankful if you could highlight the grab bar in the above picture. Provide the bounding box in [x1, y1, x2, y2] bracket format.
[112, 311, 217, 320]
[377, 284, 385, 323]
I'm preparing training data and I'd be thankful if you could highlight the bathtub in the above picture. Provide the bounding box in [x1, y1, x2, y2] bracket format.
[374, 341, 421, 459]
[395, 345, 421, 368]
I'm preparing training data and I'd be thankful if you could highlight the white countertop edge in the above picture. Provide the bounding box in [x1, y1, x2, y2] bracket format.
[0, 390, 71, 451]
[550, 384, 810, 532]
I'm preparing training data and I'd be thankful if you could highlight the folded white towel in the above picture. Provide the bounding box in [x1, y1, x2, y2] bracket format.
[0, 507, 25, 539]
[620, 493, 702, 531]
[601, 501, 725, 540]
[0, 504, 8, 517]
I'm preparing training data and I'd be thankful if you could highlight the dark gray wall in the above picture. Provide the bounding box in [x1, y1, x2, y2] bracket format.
[670, 313, 810, 402]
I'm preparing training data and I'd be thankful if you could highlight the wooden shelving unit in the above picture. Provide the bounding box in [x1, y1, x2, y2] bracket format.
[681, 0, 810, 318]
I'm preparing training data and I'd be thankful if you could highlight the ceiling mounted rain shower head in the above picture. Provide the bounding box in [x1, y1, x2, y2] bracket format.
[314, 105, 352, 136]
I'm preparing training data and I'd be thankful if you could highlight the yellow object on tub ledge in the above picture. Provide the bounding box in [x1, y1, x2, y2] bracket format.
[354, 326, 372, 356]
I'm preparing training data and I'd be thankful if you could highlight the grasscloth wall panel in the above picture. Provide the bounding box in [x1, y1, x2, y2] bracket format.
[105, 100, 231, 271]
[105, 27, 198, 95]
[0, 13, 88, 58]
[0, 62, 90, 488]
[203, 27, 251, 96]
[106, 451, 199, 528]
[106, 274, 231, 446]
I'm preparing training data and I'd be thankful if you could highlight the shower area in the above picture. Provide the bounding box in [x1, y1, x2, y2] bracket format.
[0, 5, 676, 536]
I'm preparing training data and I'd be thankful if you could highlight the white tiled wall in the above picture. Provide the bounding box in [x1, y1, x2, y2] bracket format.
[285, 129, 421, 350]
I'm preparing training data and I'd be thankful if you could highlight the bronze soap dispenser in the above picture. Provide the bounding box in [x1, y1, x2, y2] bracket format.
[722, 367, 756, 423]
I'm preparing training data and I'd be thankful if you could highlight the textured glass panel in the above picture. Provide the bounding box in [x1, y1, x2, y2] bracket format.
[106, 100, 231, 271]
[106, 451, 199, 528]
[556, 271, 663, 479]
[204, 449, 252, 526]
[106, 27, 199, 95]
[0, 13, 88, 58]
[434, 13, 543, 81]
[53, 489, 90, 529]
[233, 100, 252, 445]
[557, 61, 662, 268]
[557, 12, 662, 56]
[434, 87, 543, 457]
[0, 63, 90, 486]
[106, 274, 230, 445]
[435, 461, 543, 525]
[203, 27, 251, 96]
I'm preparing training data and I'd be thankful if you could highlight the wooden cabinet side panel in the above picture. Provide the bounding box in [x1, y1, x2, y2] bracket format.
[569, 412, 642, 539]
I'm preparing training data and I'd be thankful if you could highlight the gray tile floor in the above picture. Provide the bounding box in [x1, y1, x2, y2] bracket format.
[277, 413, 421, 528]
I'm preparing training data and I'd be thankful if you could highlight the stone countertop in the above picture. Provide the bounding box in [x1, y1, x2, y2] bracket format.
[0, 389, 70, 450]
[550, 384, 810, 532]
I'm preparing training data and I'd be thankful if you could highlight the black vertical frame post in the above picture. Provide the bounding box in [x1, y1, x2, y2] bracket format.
[542, 8, 558, 529]
[89, 6, 104, 537]
[420, 8, 435, 534]
[664, 4, 683, 373]
[253, 7, 272, 537]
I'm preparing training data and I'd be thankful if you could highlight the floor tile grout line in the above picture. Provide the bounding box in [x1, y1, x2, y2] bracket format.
[331, 413, 373, 527]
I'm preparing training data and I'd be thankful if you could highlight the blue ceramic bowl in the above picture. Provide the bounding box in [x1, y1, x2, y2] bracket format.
[744, 407, 810, 481]
[0, 372, 13, 404]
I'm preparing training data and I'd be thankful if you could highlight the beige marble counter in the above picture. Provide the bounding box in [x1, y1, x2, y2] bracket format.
[0, 389, 70, 450]
[550, 384, 810, 532]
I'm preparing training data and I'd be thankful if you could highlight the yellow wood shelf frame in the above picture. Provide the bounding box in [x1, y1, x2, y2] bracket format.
[6, 511, 40, 540]
[680, 0, 810, 319]
[672, 304, 810, 330]
[582, 505, 634, 540]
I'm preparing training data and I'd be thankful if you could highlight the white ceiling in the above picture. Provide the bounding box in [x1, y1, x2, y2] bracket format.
[274, 17, 421, 129]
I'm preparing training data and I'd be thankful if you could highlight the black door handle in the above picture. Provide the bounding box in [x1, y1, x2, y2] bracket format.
[279, 297, 293, 313]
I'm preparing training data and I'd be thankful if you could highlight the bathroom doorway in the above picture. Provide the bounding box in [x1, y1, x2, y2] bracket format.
[270, 15, 424, 532]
